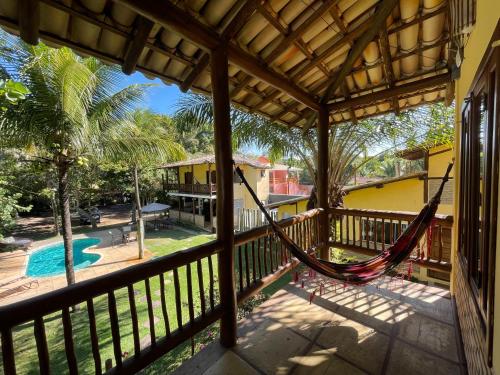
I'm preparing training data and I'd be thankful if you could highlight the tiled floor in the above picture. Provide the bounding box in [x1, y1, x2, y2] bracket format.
[175, 275, 466, 375]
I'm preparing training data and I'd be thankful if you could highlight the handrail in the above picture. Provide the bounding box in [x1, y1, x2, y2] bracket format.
[0, 241, 222, 328]
[329, 207, 453, 225]
[0, 209, 323, 375]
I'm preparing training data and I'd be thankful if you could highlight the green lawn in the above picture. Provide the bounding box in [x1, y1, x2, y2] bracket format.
[2, 227, 292, 374]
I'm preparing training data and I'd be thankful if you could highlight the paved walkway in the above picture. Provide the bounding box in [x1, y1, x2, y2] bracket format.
[0, 228, 152, 306]
[175, 275, 466, 375]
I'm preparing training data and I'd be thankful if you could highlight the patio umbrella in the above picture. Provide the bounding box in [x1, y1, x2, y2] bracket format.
[141, 203, 171, 229]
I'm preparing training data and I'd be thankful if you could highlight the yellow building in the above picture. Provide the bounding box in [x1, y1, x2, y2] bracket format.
[342, 145, 454, 285]
[162, 154, 270, 232]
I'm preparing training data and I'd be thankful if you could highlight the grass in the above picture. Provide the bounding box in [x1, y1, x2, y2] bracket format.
[1, 227, 292, 374]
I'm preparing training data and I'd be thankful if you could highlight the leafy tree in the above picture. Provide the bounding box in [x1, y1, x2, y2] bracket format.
[0, 33, 149, 285]
[108, 109, 186, 258]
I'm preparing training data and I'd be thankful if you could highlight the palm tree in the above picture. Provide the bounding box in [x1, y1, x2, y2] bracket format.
[175, 94, 385, 207]
[110, 109, 186, 258]
[0, 33, 150, 286]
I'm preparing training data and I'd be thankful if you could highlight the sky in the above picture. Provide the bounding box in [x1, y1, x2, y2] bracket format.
[117, 71, 184, 116]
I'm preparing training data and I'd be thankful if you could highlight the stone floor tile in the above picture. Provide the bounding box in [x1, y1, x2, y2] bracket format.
[291, 345, 366, 375]
[396, 313, 458, 362]
[316, 319, 389, 374]
[386, 340, 461, 375]
[235, 319, 311, 375]
[203, 351, 259, 375]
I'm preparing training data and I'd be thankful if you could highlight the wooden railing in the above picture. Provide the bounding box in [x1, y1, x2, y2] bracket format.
[0, 209, 321, 375]
[329, 208, 453, 273]
[166, 183, 216, 194]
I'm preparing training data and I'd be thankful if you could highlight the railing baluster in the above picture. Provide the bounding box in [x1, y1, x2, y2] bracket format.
[197, 260, 206, 317]
[173, 268, 183, 330]
[1, 328, 16, 375]
[346, 214, 350, 246]
[381, 219, 385, 251]
[159, 273, 171, 336]
[34, 317, 50, 375]
[257, 237, 263, 279]
[62, 307, 78, 374]
[145, 278, 156, 344]
[238, 245, 243, 291]
[438, 225, 443, 262]
[208, 256, 215, 311]
[108, 291, 122, 368]
[86, 299, 102, 375]
[352, 215, 356, 247]
[389, 219, 394, 244]
[374, 218, 378, 250]
[244, 244, 250, 288]
[251, 240, 257, 283]
[186, 264, 195, 324]
[269, 235, 275, 272]
[263, 236, 269, 276]
[127, 285, 141, 356]
[339, 215, 343, 244]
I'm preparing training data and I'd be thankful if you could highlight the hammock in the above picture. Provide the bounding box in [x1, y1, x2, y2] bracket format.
[234, 162, 453, 285]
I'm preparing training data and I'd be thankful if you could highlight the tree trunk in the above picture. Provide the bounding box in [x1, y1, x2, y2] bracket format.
[51, 191, 60, 235]
[134, 167, 145, 259]
[58, 161, 75, 286]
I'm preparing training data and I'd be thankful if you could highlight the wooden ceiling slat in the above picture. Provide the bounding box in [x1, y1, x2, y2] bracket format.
[378, 27, 399, 113]
[327, 73, 450, 112]
[264, 0, 339, 65]
[230, 75, 253, 98]
[181, 0, 260, 93]
[320, 0, 400, 103]
[122, 16, 154, 74]
[116, 0, 319, 110]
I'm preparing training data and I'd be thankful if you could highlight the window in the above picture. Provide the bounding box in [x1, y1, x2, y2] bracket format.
[458, 50, 499, 341]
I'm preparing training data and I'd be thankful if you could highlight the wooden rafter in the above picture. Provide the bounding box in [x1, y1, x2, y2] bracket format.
[257, 3, 331, 78]
[253, 90, 281, 112]
[264, 0, 338, 65]
[115, 0, 319, 110]
[329, 5, 347, 34]
[19, 0, 39, 45]
[321, 0, 400, 104]
[122, 16, 154, 74]
[341, 82, 358, 123]
[378, 27, 399, 113]
[230, 75, 253, 98]
[327, 73, 450, 112]
[181, 0, 260, 93]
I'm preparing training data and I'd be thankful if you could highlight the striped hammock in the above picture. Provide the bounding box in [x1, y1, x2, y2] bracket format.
[234, 163, 453, 285]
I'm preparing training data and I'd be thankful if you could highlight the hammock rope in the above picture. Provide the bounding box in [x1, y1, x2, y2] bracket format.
[234, 162, 453, 284]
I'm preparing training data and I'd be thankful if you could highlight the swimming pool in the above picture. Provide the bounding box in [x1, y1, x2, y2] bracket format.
[26, 238, 101, 277]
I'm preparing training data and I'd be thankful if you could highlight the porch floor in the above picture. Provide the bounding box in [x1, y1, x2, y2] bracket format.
[174, 276, 467, 375]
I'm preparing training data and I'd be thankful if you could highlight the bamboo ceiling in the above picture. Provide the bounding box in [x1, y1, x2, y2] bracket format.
[0, 0, 453, 128]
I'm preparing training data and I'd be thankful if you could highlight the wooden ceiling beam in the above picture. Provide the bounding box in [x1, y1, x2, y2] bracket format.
[230, 75, 253, 98]
[122, 16, 154, 74]
[329, 5, 347, 34]
[19, 0, 39, 45]
[341, 82, 358, 124]
[378, 27, 399, 113]
[320, 0, 400, 104]
[180, 0, 260, 93]
[264, 0, 339, 65]
[115, 0, 319, 110]
[327, 73, 450, 112]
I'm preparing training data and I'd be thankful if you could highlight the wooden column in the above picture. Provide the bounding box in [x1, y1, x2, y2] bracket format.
[211, 44, 237, 347]
[208, 163, 214, 233]
[317, 106, 330, 260]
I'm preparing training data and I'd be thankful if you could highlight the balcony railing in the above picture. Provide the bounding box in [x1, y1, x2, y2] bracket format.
[0, 207, 452, 374]
[166, 183, 216, 194]
[0, 209, 320, 374]
[329, 207, 453, 273]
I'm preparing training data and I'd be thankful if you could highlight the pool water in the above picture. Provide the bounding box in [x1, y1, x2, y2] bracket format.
[26, 238, 101, 277]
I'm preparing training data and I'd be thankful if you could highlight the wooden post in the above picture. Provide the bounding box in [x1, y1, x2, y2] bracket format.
[211, 44, 237, 347]
[317, 106, 330, 260]
[208, 163, 214, 233]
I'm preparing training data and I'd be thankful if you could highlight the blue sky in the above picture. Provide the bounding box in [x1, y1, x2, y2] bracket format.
[117, 71, 184, 116]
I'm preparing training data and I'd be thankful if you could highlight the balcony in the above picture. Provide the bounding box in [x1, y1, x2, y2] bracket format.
[0, 208, 458, 374]
[166, 183, 216, 195]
